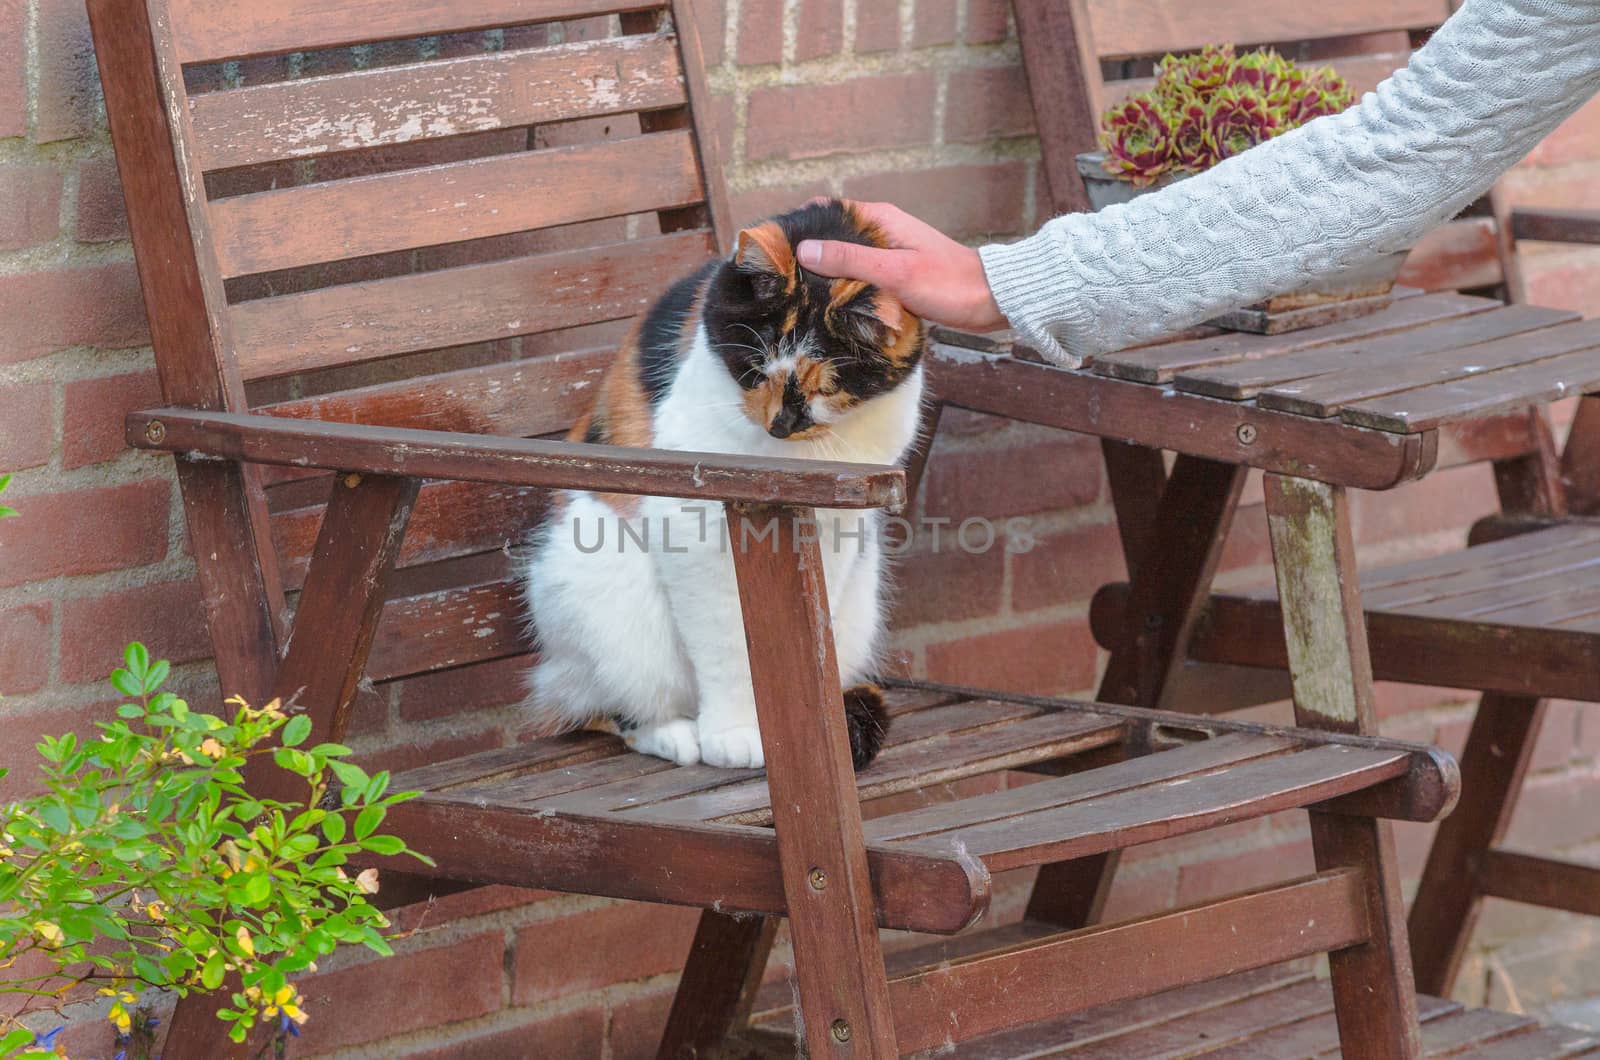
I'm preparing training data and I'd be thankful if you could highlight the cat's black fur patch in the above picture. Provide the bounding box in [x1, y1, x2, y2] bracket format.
[637, 260, 717, 405]
[705, 201, 922, 403]
[843, 684, 891, 771]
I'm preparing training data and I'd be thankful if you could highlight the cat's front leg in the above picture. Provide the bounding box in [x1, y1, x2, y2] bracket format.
[651, 499, 767, 769]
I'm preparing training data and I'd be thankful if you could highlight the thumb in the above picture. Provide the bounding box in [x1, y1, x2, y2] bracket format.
[796, 238, 903, 287]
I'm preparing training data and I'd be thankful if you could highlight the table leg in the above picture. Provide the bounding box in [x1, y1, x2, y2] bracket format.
[1263, 474, 1422, 1060]
[1026, 449, 1246, 927]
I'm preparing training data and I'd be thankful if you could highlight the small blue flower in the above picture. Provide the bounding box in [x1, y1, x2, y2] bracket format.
[114, 1052, 127, 1060]
[278, 1012, 300, 1039]
[34, 1027, 63, 1047]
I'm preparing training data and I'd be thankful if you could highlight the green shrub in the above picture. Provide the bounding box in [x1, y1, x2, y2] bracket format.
[1, 644, 431, 1055]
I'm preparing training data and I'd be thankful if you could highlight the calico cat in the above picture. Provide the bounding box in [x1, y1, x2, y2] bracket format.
[521, 199, 925, 770]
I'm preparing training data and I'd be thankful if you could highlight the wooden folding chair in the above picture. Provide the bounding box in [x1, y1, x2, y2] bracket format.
[92, 0, 1464, 1055]
[1007, 0, 1600, 999]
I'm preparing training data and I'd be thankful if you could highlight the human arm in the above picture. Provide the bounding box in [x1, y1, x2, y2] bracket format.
[802, 0, 1600, 367]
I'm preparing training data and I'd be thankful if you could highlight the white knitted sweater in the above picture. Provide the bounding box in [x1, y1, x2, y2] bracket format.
[979, 0, 1600, 367]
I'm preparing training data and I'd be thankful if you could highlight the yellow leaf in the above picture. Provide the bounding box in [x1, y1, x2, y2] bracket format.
[146, 901, 166, 923]
[355, 868, 380, 895]
[33, 921, 63, 946]
[235, 925, 255, 958]
[199, 737, 226, 759]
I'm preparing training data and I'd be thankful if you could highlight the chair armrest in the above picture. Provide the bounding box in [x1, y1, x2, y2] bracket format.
[1510, 207, 1600, 245]
[127, 408, 906, 510]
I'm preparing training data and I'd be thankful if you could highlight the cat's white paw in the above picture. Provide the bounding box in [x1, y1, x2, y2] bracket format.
[625, 718, 701, 766]
[699, 726, 765, 769]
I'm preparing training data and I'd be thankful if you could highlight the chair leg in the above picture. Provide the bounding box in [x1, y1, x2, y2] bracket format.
[1026, 452, 1246, 927]
[657, 913, 778, 1059]
[1264, 474, 1422, 1060]
[728, 503, 899, 1056]
[1409, 694, 1547, 996]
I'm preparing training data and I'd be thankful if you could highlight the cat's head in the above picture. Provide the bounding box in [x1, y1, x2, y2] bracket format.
[704, 199, 923, 440]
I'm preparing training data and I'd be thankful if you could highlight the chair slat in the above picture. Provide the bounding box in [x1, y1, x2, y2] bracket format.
[186, 33, 686, 171]
[865, 733, 1296, 842]
[167, 0, 661, 64]
[369, 578, 523, 681]
[210, 131, 704, 277]
[260, 346, 611, 435]
[230, 227, 714, 380]
[1085, 0, 1450, 59]
[897, 744, 1410, 872]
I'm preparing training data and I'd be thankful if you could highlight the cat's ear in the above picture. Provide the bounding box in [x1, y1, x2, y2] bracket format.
[734, 222, 796, 280]
[830, 278, 905, 336]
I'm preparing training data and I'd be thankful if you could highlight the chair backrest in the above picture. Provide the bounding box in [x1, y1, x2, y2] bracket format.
[1015, 0, 1518, 296]
[91, 0, 729, 713]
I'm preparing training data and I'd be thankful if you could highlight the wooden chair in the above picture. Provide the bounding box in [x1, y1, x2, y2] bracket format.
[90, 0, 1460, 1055]
[1006, 0, 1600, 999]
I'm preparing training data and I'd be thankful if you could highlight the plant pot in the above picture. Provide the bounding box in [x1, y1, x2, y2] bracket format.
[1076, 151, 1410, 334]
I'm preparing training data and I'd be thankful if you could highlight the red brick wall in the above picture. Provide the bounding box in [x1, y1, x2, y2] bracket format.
[3, 1, 1600, 1055]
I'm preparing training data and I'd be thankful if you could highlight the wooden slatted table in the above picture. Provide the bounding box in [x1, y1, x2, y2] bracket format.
[913, 287, 1600, 1057]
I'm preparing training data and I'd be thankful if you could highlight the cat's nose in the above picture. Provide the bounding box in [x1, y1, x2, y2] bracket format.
[768, 402, 810, 439]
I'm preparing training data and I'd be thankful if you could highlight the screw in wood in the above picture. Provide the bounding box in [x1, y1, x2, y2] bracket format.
[1236, 423, 1258, 445]
[830, 1019, 851, 1043]
[807, 867, 827, 891]
[143, 420, 166, 445]
[343, 473, 363, 489]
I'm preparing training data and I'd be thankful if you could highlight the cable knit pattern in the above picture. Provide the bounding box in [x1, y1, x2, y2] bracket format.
[979, 0, 1600, 367]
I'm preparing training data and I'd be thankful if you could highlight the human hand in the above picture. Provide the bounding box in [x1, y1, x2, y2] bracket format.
[795, 200, 1008, 333]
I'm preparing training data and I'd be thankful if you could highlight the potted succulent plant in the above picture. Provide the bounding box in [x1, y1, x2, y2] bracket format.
[1080, 45, 1409, 331]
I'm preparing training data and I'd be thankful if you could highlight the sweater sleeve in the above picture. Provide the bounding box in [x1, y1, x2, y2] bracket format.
[979, 0, 1600, 367]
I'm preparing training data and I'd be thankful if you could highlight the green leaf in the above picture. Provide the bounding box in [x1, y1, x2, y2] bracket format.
[117, 703, 146, 719]
[144, 658, 171, 693]
[321, 813, 346, 844]
[359, 835, 405, 856]
[110, 669, 143, 697]
[365, 770, 391, 803]
[329, 760, 370, 790]
[281, 715, 312, 748]
[202, 950, 226, 990]
[38, 802, 70, 833]
[310, 743, 353, 758]
[125, 641, 150, 679]
[1, 1028, 37, 1053]
[241, 871, 271, 905]
[354, 805, 383, 841]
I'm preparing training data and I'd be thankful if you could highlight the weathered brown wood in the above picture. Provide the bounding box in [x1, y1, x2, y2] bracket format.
[167, 0, 661, 63]
[209, 132, 704, 277]
[1511, 206, 1600, 245]
[228, 228, 713, 380]
[1263, 474, 1422, 1060]
[1491, 409, 1568, 519]
[1252, 307, 1583, 416]
[1098, 440, 1167, 574]
[726, 503, 899, 1056]
[186, 33, 686, 170]
[927, 344, 1436, 491]
[1341, 340, 1600, 432]
[1100, 456, 1246, 708]
[656, 913, 777, 1059]
[1409, 696, 1548, 996]
[129, 408, 907, 509]
[1013, 0, 1100, 215]
[665, 0, 735, 250]
[886, 870, 1369, 1054]
[260, 346, 611, 438]
[1478, 850, 1600, 918]
[393, 732, 622, 793]
[868, 733, 1296, 841]
[377, 795, 989, 934]
[259, 474, 418, 801]
[1562, 397, 1600, 514]
[1091, 291, 1491, 384]
[1399, 216, 1506, 293]
[897, 744, 1412, 871]
[369, 578, 522, 681]
[1081, 0, 1450, 58]
[1176, 300, 1537, 402]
